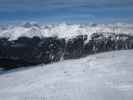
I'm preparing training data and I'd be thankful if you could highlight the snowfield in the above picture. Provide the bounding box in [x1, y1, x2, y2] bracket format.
[0, 50, 133, 100]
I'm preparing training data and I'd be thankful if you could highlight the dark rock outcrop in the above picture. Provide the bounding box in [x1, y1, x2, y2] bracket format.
[0, 33, 133, 70]
[64, 35, 87, 59]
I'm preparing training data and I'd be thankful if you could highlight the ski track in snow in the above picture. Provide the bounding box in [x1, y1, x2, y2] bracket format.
[0, 50, 133, 100]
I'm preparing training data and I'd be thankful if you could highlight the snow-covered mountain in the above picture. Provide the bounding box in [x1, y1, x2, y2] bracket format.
[0, 50, 133, 100]
[1, 23, 133, 70]
[1, 23, 133, 100]
[0, 23, 133, 41]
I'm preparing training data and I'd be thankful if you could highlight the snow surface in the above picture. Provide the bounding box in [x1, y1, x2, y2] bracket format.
[0, 50, 133, 100]
[0, 23, 133, 41]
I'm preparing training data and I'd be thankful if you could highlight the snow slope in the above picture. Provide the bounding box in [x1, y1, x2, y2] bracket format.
[0, 50, 133, 100]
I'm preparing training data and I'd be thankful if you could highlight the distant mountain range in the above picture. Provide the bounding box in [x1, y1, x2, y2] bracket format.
[0, 22, 133, 41]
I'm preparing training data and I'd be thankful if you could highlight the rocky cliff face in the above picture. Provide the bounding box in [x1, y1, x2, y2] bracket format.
[0, 32, 133, 70]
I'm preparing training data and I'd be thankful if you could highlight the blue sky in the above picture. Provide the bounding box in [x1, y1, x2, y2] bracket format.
[0, 0, 133, 24]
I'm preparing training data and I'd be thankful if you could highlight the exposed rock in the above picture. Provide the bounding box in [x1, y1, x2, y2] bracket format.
[0, 33, 133, 70]
[64, 35, 87, 59]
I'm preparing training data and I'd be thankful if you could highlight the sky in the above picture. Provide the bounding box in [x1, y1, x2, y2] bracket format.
[0, 0, 133, 24]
